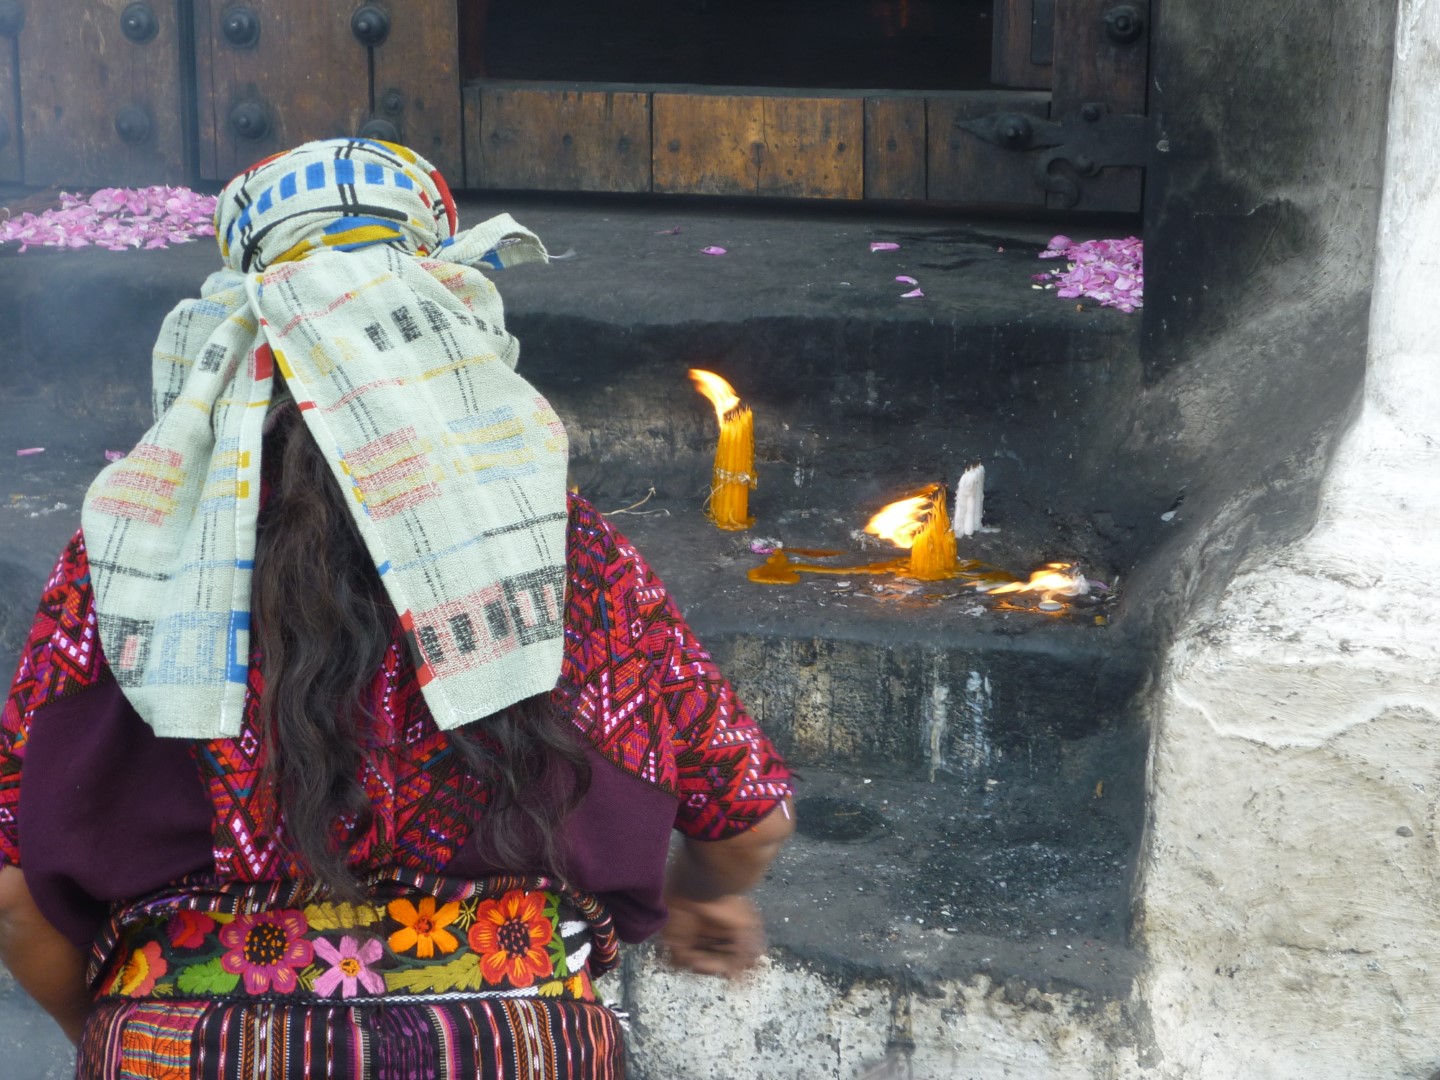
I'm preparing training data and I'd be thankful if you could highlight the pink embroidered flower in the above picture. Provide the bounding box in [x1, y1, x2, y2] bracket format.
[312, 935, 386, 999]
[219, 910, 314, 995]
[166, 909, 217, 949]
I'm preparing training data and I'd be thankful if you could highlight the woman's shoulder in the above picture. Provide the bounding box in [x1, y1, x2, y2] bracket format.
[6, 529, 107, 712]
[564, 492, 652, 582]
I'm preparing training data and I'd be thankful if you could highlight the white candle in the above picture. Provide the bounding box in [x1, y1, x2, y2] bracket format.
[954, 464, 985, 538]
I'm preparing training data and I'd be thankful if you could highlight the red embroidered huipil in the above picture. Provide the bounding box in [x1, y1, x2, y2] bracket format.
[0, 495, 793, 947]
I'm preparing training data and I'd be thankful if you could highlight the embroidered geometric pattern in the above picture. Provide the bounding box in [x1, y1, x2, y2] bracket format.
[0, 496, 792, 876]
[559, 500, 794, 840]
[77, 995, 624, 1080]
[0, 534, 105, 866]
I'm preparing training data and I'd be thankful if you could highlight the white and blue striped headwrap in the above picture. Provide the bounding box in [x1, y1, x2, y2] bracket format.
[83, 139, 569, 739]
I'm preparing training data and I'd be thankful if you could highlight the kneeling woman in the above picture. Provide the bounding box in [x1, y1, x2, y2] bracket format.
[0, 139, 793, 1078]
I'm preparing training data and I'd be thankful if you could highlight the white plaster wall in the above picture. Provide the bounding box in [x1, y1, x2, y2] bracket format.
[623, 950, 1150, 1080]
[1139, 2, 1440, 1076]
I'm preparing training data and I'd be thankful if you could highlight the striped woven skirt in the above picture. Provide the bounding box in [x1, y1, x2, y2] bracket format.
[75, 873, 625, 1079]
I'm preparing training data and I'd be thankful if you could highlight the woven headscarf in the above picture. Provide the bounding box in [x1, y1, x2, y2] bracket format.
[81, 139, 569, 739]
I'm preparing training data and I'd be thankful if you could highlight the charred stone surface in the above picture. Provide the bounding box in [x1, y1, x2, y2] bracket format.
[1123, 0, 1398, 637]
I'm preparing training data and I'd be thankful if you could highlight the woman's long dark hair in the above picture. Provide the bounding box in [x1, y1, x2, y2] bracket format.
[251, 400, 590, 899]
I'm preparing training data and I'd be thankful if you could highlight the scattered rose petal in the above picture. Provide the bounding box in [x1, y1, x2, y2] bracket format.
[655, 226, 682, 235]
[104, 449, 128, 462]
[1030, 236, 1143, 313]
[700, 246, 727, 256]
[895, 275, 918, 285]
[869, 242, 900, 252]
[900, 288, 924, 298]
[750, 538, 783, 554]
[996, 246, 1005, 253]
[0, 186, 219, 252]
[16, 447, 44, 456]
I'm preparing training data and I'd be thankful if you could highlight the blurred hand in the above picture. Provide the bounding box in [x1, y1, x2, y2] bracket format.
[661, 892, 765, 978]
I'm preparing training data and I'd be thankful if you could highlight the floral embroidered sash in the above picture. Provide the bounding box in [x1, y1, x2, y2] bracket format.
[91, 872, 619, 1005]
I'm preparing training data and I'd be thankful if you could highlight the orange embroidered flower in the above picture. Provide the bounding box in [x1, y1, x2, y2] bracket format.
[104, 941, 167, 997]
[468, 890, 554, 988]
[388, 896, 461, 958]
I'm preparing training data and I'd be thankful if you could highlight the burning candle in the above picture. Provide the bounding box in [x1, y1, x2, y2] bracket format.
[954, 463, 984, 538]
[982, 562, 1091, 602]
[689, 369, 755, 530]
[864, 484, 958, 580]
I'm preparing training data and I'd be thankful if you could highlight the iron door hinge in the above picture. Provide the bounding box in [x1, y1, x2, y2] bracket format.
[957, 103, 1150, 207]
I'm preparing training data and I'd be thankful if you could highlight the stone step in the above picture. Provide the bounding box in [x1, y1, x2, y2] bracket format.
[614, 768, 1143, 1080]
[618, 503, 1144, 783]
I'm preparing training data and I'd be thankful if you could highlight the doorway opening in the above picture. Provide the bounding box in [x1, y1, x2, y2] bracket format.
[470, 0, 996, 91]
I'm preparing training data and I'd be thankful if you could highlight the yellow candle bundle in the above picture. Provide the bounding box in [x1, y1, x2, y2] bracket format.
[908, 486, 958, 580]
[689, 369, 756, 530]
[864, 484, 958, 580]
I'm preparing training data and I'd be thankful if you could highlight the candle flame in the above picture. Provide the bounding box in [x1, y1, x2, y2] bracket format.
[864, 486, 943, 550]
[986, 562, 1091, 597]
[689, 369, 742, 423]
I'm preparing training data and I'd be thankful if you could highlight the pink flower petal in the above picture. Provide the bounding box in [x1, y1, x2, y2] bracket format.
[700, 246, 727, 255]
[655, 226, 682, 235]
[895, 275, 918, 285]
[900, 288, 924, 298]
[869, 242, 900, 252]
[1032, 236, 1142, 313]
[358, 967, 386, 995]
[0, 186, 218, 252]
[16, 447, 44, 456]
[313, 967, 346, 998]
[105, 449, 127, 462]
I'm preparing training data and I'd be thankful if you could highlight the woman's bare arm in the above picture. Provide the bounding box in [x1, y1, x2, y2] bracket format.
[0, 865, 89, 1044]
[662, 797, 795, 978]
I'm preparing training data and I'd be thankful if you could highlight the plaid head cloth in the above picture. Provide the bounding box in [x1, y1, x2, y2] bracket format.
[81, 139, 569, 739]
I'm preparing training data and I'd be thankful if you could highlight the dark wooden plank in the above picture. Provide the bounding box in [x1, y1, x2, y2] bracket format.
[991, 0, 1052, 90]
[470, 86, 649, 192]
[864, 97, 926, 200]
[927, 92, 1049, 205]
[18, 0, 188, 186]
[0, 38, 18, 182]
[372, 0, 463, 182]
[462, 83, 482, 188]
[653, 94, 862, 200]
[1048, 0, 1147, 211]
[457, 0, 490, 80]
[194, 0, 366, 181]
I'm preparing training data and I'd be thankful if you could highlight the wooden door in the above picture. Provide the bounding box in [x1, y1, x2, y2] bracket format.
[192, 0, 462, 182]
[0, 4, 18, 183]
[463, 0, 1150, 211]
[3, 0, 191, 187]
